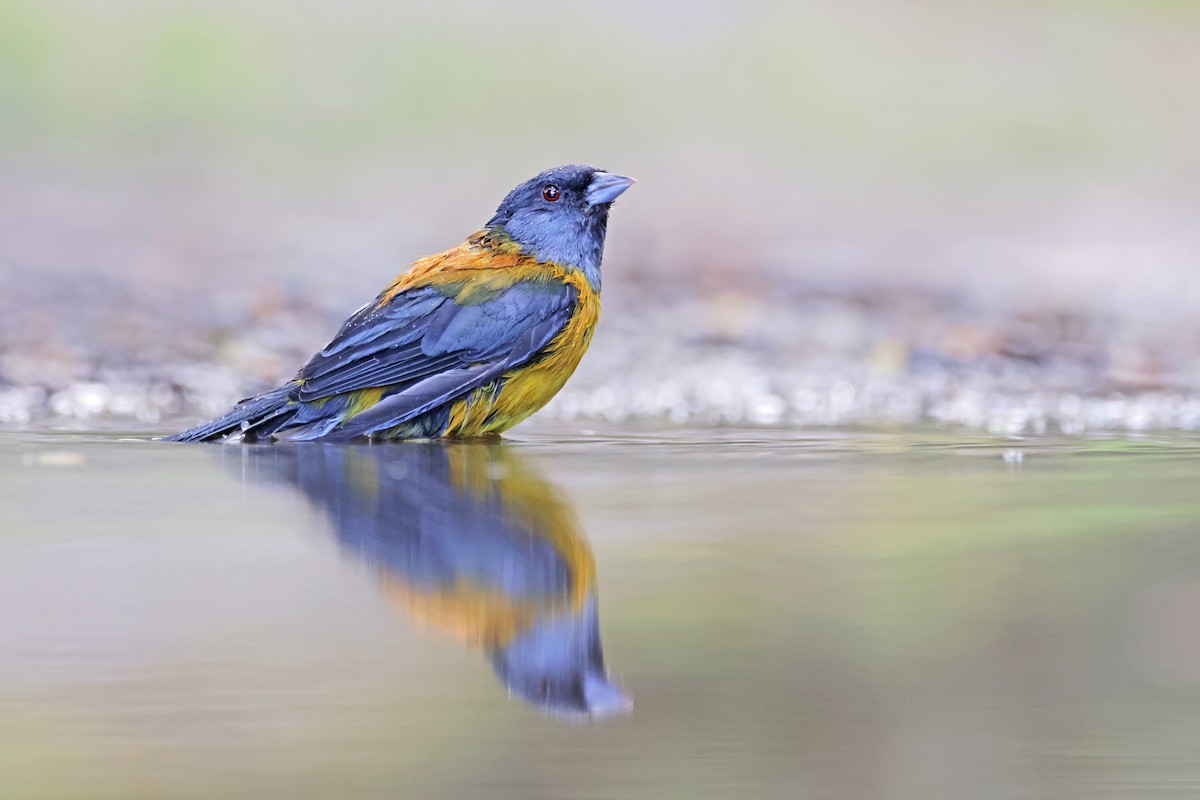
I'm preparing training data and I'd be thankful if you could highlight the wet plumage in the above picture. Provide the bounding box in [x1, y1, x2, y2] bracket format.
[167, 165, 634, 443]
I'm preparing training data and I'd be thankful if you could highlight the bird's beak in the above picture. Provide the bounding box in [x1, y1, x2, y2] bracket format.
[586, 172, 637, 206]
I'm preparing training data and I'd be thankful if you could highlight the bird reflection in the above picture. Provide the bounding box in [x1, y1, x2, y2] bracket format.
[227, 442, 630, 720]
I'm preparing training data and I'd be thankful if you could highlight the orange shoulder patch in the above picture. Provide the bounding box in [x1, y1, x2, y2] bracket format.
[378, 229, 550, 306]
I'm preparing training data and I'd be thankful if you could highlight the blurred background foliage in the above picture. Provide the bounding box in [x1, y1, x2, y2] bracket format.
[1, 0, 1199, 430]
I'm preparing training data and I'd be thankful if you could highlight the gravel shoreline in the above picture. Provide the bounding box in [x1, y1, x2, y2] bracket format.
[5, 284, 1197, 435]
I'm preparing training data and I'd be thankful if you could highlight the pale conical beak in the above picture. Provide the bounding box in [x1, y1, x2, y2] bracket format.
[586, 172, 637, 206]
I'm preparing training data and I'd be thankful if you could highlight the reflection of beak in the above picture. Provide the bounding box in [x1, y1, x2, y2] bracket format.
[583, 671, 633, 718]
[586, 172, 637, 206]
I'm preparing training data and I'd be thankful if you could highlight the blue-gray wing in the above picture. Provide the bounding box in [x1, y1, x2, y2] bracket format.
[293, 280, 577, 436]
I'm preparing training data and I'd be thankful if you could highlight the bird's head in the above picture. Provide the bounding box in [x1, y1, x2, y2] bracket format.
[486, 164, 636, 290]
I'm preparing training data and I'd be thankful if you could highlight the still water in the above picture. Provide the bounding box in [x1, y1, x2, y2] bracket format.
[3, 424, 1200, 799]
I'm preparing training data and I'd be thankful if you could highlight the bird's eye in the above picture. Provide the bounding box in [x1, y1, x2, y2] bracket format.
[542, 185, 560, 202]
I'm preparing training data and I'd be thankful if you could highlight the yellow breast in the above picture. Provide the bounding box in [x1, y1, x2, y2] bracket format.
[444, 269, 600, 437]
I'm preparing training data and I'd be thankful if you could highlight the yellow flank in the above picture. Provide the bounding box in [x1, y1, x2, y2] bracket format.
[443, 267, 599, 437]
[446, 275, 600, 434]
[378, 228, 601, 439]
[343, 387, 385, 420]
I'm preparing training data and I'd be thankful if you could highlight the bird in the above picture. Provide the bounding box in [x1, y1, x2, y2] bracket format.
[166, 164, 635, 442]
[228, 441, 632, 719]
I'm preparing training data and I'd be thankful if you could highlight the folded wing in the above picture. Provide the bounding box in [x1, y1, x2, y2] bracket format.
[292, 279, 577, 438]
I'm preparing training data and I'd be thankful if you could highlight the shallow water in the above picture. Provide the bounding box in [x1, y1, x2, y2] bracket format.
[3, 423, 1200, 799]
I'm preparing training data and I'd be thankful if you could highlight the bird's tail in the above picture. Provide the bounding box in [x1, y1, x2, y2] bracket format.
[163, 385, 297, 443]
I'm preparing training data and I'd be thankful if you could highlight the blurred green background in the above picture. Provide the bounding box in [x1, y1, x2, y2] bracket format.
[2, 0, 1199, 430]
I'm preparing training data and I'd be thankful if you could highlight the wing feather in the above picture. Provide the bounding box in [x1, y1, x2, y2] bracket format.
[291, 277, 578, 432]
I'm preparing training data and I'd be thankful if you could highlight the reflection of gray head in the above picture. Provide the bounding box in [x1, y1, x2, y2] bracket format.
[490, 595, 632, 720]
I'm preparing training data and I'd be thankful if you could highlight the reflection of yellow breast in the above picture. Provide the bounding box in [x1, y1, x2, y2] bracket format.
[380, 579, 537, 650]
[378, 445, 595, 651]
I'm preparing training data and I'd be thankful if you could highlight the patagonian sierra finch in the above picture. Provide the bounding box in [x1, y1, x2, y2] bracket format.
[167, 165, 635, 443]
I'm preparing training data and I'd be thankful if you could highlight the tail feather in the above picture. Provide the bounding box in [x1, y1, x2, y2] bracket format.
[163, 386, 295, 443]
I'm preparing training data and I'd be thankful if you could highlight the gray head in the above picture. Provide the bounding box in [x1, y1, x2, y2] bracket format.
[486, 164, 636, 290]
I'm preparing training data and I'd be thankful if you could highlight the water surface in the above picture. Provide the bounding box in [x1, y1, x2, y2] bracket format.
[3, 425, 1200, 798]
